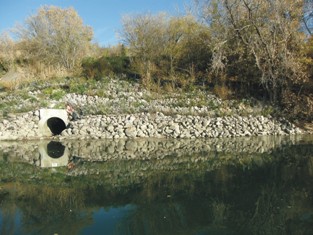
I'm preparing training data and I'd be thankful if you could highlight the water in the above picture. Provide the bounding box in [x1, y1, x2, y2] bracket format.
[0, 135, 313, 235]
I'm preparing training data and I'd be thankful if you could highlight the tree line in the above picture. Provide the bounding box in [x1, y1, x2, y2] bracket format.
[0, 2, 312, 120]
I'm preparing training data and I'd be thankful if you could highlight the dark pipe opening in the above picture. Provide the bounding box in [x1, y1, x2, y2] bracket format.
[47, 117, 66, 135]
[47, 141, 66, 158]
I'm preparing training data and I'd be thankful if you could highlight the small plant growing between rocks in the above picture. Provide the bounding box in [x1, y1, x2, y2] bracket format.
[50, 90, 66, 101]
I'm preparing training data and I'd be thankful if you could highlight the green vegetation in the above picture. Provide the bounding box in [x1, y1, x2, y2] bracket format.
[0, 75, 278, 119]
[82, 46, 133, 80]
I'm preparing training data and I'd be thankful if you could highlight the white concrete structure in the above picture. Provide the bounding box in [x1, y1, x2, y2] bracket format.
[38, 141, 69, 168]
[38, 109, 69, 136]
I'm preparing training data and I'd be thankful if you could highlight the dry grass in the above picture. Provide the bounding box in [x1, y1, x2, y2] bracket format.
[282, 89, 313, 121]
[28, 61, 71, 79]
[213, 84, 232, 100]
[0, 63, 73, 91]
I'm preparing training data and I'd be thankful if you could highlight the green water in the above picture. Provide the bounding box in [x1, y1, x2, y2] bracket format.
[0, 135, 313, 235]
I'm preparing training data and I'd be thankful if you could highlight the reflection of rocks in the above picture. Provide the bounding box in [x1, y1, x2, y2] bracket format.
[0, 135, 311, 168]
[64, 135, 306, 162]
[0, 136, 312, 196]
[0, 140, 39, 164]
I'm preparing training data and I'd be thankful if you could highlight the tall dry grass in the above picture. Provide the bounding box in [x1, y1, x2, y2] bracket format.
[0, 62, 73, 90]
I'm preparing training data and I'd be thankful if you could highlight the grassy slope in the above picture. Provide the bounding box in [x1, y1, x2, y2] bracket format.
[0, 75, 275, 120]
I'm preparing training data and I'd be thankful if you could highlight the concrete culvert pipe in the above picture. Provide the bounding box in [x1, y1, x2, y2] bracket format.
[47, 117, 66, 135]
[38, 109, 69, 137]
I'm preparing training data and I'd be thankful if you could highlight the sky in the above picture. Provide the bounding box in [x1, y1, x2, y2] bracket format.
[0, 0, 192, 46]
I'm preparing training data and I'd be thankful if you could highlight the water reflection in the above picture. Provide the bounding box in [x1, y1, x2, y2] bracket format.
[81, 205, 136, 235]
[0, 135, 312, 234]
[0, 135, 311, 168]
[38, 141, 69, 167]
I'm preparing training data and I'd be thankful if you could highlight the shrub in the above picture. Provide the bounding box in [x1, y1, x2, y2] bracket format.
[0, 61, 8, 75]
[81, 57, 99, 79]
[81, 55, 132, 80]
[213, 84, 232, 100]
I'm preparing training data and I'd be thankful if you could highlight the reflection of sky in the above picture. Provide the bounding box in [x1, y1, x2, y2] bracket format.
[0, 209, 23, 235]
[304, 12, 313, 28]
[80, 205, 136, 235]
[307, 18, 313, 28]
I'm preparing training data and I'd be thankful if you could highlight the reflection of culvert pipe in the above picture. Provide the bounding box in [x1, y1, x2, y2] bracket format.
[47, 117, 66, 135]
[38, 141, 69, 167]
[47, 141, 66, 158]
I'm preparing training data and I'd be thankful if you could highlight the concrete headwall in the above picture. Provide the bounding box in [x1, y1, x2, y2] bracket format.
[38, 109, 69, 137]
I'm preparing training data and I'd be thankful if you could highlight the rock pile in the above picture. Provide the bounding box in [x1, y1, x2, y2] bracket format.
[61, 112, 302, 139]
[62, 92, 224, 116]
[0, 111, 40, 140]
[0, 109, 303, 140]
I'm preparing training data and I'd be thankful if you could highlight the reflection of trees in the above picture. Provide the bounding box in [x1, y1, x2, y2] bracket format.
[0, 201, 20, 235]
[20, 187, 90, 235]
[0, 138, 312, 234]
[225, 142, 313, 235]
[119, 144, 313, 235]
[243, 184, 288, 234]
[0, 184, 92, 235]
[125, 203, 186, 235]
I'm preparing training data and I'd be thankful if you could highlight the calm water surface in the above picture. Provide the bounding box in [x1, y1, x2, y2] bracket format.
[0, 135, 313, 235]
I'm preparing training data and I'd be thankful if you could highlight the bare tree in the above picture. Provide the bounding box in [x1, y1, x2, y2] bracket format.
[197, 0, 307, 103]
[0, 32, 15, 72]
[121, 13, 211, 89]
[15, 6, 93, 70]
[121, 13, 167, 87]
